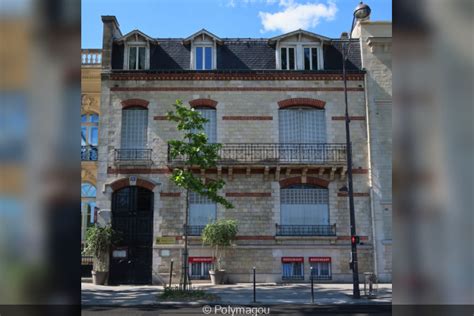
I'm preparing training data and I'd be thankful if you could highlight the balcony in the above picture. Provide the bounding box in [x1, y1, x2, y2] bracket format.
[81, 49, 102, 66]
[81, 145, 98, 161]
[114, 149, 152, 166]
[168, 143, 347, 166]
[275, 224, 336, 236]
[185, 225, 206, 236]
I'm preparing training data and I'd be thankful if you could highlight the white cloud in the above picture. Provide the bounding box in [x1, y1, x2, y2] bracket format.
[227, 0, 236, 8]
[259, 1, 338, 33]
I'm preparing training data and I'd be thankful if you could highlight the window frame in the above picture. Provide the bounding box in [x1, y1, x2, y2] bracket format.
[120, 106, 149, 149]
[282, 262, 304, 280]
[280, 46, 297, 70]
[303, 46, 319, 70]
[193, 45, 214, 70]
[310, 261, 332, 280]
[123, 42, 150, 70]
[190, 261, 214, 279]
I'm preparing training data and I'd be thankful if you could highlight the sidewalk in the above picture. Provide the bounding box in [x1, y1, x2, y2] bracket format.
[82, 282, 391, 306]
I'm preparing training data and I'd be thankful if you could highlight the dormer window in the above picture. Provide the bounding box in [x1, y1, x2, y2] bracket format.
[128, 46, 146, 70]
[280, 47, 296, 70]
[184, 29, 221, 71]
[271, 30, 326, 71]
[116, 30, 155, 70]
[195, 46, 213, 70]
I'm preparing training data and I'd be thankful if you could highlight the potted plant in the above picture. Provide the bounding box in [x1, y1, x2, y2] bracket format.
[202, 219, 238, 285]
[83, 225, 117, 285]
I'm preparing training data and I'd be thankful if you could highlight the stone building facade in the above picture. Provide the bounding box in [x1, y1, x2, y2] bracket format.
[81, 49, 102, 243]
[95, 16, 391, 284]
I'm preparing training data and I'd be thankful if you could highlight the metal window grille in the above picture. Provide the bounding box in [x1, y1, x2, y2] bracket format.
[121, 107, 148, 149]
[189, 191, 216, 226]
[279, 108, 326, 143]
[280, 185, 329, 225]
[195, 108, 216, 143]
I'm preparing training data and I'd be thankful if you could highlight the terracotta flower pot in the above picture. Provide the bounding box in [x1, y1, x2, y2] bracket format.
[209, 270, 225, 285]
[92, 271, 108, 285]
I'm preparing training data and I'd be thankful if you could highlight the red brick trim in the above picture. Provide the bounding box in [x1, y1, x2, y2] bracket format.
[279, 176, 329, 188]
[107, 167, 172, 174]
[225, 192, 272, 197]
[109, 73, 365, 81]
[160, 192, 181, 197]
[121, 98, 149, 109]
[278, 98, 326, 109]
[337, 192, 370, 197]
[189, 98, 217, 109]
[331, 116, 366, 121]
[222, 116, 273, 121]
[153, 116, 169, 120]
[110, 177, 156, 191]
[111, 87, 364, 92]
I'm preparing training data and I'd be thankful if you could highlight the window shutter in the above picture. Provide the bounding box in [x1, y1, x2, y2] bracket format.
[280, 185, 329, 225]
[189, 191, 217, 225]
[196, 108, 217, 143]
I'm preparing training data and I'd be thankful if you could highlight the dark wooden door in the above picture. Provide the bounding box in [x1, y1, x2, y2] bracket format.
[110, 186, 153, 284]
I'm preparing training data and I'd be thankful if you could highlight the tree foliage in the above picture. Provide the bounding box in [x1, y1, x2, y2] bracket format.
[167, 100, 233, 209]
[202, 219, 238, 270]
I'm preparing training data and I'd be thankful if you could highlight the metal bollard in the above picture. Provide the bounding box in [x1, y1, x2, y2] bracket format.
[253, 267, 256, 303]
[169, 259, 174, 288]
[310, 266, 314, 303]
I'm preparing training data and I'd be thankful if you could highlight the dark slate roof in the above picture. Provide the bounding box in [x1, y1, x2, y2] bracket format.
[217, 41, 275, 70]
[112, 38, 362, 71]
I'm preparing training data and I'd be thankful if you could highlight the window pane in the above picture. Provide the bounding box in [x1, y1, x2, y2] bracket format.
[281, 47, 287, 70]
[129, 47, 137, 69]
[121, 108, 148, 149]
[293, 263, 303, 276]
[304, 48, 311, 70]
[81, 114, 87, 122]
[196, 108, 216, 143]
[90, 127, 98, 145]
[81, 127, 87, 145]
[138, 47, 146, 70]
[311, 48, 318, 70]
[204, 47, 212, 70]
[288, 48, 295, 70]
[89, 114, 99, 123]
[81, 183, 96, 198]
[196, 47, 203, 70]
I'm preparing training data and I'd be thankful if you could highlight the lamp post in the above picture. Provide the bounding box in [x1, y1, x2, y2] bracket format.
[341, 1, 371, 299]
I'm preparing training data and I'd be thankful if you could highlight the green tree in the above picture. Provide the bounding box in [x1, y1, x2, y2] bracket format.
[167, 100, 234, 290]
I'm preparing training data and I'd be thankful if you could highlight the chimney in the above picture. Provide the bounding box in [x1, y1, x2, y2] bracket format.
[101, 16, 121, 71]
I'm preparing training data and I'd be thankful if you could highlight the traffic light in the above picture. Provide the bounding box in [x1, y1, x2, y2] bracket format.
[351, 235, 360, 245]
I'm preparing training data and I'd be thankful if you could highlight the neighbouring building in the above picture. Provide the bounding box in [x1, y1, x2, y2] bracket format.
[95, 15, 392, 285]
[81, 49, 101, 250]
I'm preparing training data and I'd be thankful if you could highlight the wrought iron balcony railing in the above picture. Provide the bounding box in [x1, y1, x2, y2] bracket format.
[114, 149, 152, 162]
[168, 143, 346, 165]
[81, 145, 98, 161]
[185, 225, 206, 236]
[276, 224, 336, 236]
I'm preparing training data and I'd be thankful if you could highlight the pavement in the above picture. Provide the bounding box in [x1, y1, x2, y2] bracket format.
[81, 282, 391, 306]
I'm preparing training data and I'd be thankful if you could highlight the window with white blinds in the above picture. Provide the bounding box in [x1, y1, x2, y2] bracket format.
[279, 108, 326, 143]
[280, 184, 329, 225]
[195, 108, 217, 143]
[121, 107, 148, 149]
[189, 191, 217, 225]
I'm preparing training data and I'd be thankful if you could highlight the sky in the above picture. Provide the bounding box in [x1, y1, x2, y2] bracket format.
[82, 0, 392, 48]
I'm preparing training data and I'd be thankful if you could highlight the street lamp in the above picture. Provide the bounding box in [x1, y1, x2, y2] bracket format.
[341, 1, 371, 299]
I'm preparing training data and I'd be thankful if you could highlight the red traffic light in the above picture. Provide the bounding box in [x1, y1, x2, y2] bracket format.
[351, 236, 360, 244]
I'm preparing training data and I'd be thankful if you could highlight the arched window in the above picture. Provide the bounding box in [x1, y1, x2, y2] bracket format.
[81, 182, 97, 241]
[280, 184, 329, 226]
[81, 113, 99, 161]
[188, 191, 216, 235]
[279, 107, 326, 143]
[121, 106, 148, 149]
[194, 107, 216, 143]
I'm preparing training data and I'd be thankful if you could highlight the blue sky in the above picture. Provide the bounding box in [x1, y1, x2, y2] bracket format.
[82, 0, 391, 48]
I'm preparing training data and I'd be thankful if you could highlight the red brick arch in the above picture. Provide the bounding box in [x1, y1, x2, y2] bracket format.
[279, 176, 329, 189]
[189, 98, 218, 109]
[110, 177, 156, 192]
[121, 98, 150, 109]
[278, 98, 326, 109]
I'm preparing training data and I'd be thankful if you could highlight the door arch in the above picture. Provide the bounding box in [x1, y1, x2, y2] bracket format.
[109, 186, 154, 284]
